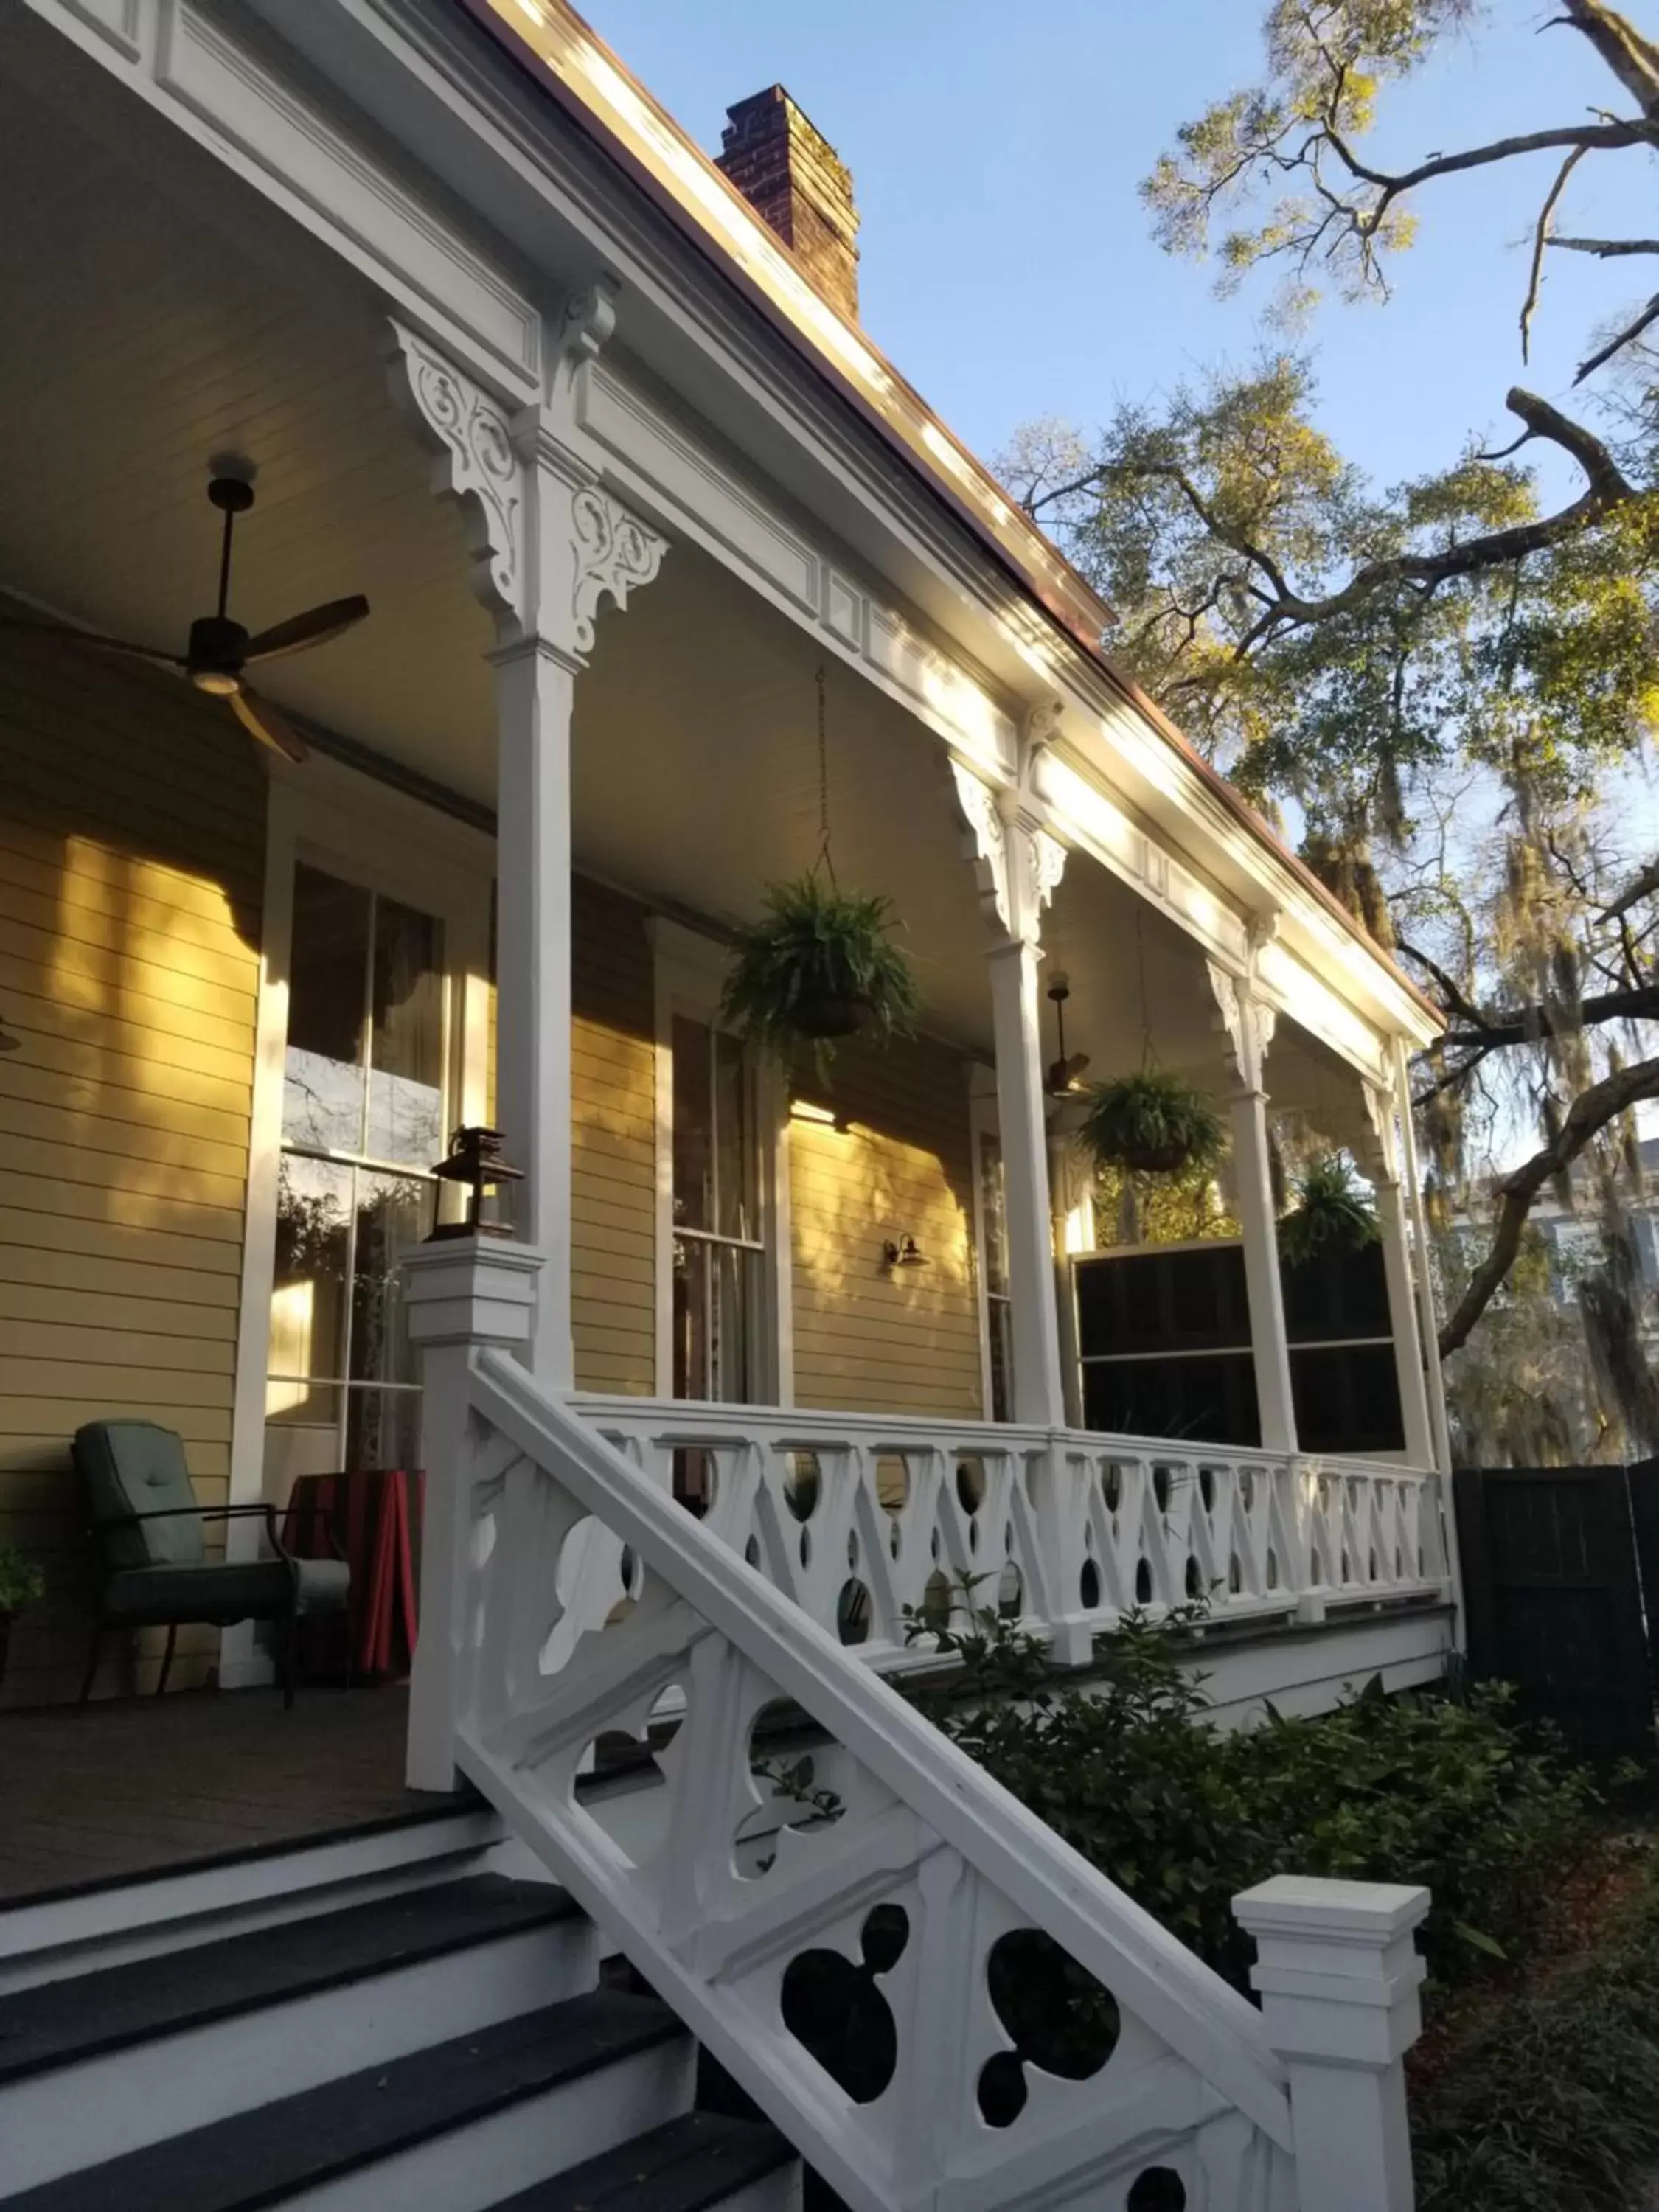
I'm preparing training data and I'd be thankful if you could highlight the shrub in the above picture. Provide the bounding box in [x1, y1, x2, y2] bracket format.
[905, 1590, 1598, 1997]
[1413, 1861, 1659, 2212]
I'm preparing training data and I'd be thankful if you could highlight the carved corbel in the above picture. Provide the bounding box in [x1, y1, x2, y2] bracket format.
[386, 320, 523, 626]
[569, 487, 667, 655]
[1207, 960, 1277, 1095]
[1355, 1077, 1402, 1184]
[548, 278, 619, 420]
[950, 761, 1011, 933]
[1020, 697, 1065, 797]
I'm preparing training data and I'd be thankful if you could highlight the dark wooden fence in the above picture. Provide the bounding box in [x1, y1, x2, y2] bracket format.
[1455, 1464, 1659, 1767]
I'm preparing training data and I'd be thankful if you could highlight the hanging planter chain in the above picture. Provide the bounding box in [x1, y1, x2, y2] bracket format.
[813, 662, 839, 891]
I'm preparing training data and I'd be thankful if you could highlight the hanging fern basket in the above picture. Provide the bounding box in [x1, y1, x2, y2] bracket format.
[720, 875, 919, 1058]
[1278, 1155, 1380, 1267]
[1077, 1068, 1226, 1179]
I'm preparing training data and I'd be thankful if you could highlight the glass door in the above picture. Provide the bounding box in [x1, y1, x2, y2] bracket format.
[263, 862, 448, 1494]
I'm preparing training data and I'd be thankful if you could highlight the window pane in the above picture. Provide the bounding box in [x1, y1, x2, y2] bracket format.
[988, 1298, 1013, 1425]
[712, 1242, 755, 1403]
[714, 1029, 757, 1241]
[672, 1234, 709, 1399]
[672, 1016, 713, 1234]
[345, 1385, 424, 1473]
[284, 866, 370, 1151]
[269, 1156, 352, 1388]
[980, 1137, 1010, 1298]
[350, 1170, 428, 1390]
[366, 896, 445, 1166]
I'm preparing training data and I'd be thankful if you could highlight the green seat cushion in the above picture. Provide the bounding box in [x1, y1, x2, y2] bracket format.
[74, 1422, 204, 1569]
[102, 1557, 349, 1628]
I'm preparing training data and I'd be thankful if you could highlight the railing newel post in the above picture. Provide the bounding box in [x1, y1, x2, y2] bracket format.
[1233, 1876, 1430, 2212]
[402, 1237, 543, 1793]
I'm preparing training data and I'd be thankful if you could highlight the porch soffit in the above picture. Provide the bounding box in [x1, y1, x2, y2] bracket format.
[5, 0, 1433, 1074]
[209, 0, 1438, 1044]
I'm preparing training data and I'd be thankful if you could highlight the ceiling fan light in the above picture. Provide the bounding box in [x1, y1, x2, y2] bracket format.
[191, 668, 241, 697]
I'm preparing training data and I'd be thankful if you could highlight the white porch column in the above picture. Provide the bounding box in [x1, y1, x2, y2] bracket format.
[1393, 1037, 1453, 1473]
[1234, 1876, 1430, 2212]
[1209, 956, 1297, 1455]
[953, 755, 1068, 1429]
[389, 292, 666, 1389]
[1359, 1074, 1437, 1473]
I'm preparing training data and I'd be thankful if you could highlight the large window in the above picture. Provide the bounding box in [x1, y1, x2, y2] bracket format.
[975, 1130, 1015, 1424]
[671, 1012, 764, 1405]
[264, 863, 448, 1487]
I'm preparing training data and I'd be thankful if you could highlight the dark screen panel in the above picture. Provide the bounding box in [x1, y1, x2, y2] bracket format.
[1083, 1352, 1259, 1448]
[1281, 1242, 1391, 1343]
[1074, 1245, 1251, 1360]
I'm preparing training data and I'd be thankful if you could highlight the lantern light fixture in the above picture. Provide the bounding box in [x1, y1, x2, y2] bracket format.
[427, 1125, 523, 1240]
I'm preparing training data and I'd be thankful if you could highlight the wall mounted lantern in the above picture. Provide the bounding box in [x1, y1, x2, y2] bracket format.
[883, 1234, 928, 1270]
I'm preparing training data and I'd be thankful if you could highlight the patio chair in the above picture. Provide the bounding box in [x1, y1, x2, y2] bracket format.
[72, 1420, 349, 1708]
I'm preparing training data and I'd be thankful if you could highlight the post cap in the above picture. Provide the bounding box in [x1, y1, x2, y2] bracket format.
[1232, 1876, 1430, 1944]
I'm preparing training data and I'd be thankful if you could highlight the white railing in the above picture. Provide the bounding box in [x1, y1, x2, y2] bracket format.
[404, 1242, 1430, 2212]
[573, 1394, 1450, 1667]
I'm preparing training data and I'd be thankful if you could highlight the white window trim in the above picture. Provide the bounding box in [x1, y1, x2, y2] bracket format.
[222, 756, 493, 1686]
[648, 916, 792, 1408]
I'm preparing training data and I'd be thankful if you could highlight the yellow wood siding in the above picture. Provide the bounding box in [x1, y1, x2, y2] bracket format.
[0, 637, 263, 1704]
[570, 878, 657, 1394]
[790, 1034, 984, 1419]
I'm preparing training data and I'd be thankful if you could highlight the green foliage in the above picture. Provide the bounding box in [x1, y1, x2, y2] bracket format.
[1077, 1068, 1226, 1177]
[1413, 1863, 1659, 2212]
[1278, 1152, 1381, 1265]
[719, 875, 919, 1065]
[905, 1588, 1598, 1996]
[0, 1546, 44, 1617]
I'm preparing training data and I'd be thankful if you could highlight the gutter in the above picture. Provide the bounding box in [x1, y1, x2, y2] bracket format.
[454, 0, 1444, 1034]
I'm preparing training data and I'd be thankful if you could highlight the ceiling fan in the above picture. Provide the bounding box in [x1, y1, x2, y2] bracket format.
[0, 473, 369, 764]
[1046, 974, 1091, 1097]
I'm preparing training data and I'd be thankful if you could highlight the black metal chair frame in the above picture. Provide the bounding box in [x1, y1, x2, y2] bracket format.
[80, 1500, 347, 1709]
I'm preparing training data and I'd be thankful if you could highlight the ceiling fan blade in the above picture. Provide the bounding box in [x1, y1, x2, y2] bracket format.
[0, 616, 185, 672]
[1067, 1053, 1092, 1079]
[243, 595, 369, 664]
[229, 685, 309, 764]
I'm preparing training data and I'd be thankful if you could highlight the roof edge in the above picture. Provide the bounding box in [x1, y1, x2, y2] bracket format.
[456, 0, 1443, 1034]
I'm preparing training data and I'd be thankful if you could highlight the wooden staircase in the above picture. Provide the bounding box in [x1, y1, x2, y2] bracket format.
[0, 1812, 798, 2212]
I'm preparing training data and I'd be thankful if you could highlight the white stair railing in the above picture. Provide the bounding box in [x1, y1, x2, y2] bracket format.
[405, 1242, 1430, 2212]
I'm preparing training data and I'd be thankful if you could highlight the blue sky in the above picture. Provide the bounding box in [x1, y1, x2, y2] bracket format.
[577, 1, 1655, 507]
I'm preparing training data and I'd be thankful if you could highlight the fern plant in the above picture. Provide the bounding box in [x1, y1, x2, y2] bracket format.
[0, 1547, 43, 1618]
[720, 875, 919, 1057]
[1077, 1068, 1225, 1177]
[1279, 1154, 1380, 1266]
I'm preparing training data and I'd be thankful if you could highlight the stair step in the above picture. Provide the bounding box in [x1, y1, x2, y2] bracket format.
[1, 1989, 688, 2211]
[0, 1874, 579, 2086]
[484, 2112, 797, 2212]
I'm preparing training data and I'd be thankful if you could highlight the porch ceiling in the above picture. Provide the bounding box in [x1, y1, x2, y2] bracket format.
[0, 14, 1352, 1120]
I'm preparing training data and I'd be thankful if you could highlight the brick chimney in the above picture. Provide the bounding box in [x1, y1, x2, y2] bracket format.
[716, 86, 860, 321]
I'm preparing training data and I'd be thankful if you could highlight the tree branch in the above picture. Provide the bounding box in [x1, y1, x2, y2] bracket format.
[1603, 853, 1659, 919]
[1437, 980, 1659, 1051]
[1248, 390, 1633, 637]
[1576, 290, 1659, 381]
[1550, 234, 1659, 257]
[1439, 1050, 1659, 1357]
[1521, 146, 1586, 362]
